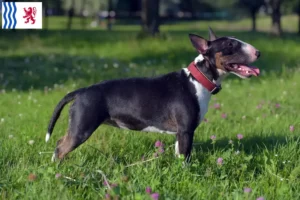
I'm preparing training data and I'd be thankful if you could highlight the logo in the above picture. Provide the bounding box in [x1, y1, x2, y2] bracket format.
[2, 2, 42, 29]
[23, 7, 36, 24]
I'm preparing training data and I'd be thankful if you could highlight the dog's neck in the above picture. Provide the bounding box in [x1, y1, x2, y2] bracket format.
[193, 54, 227, 85]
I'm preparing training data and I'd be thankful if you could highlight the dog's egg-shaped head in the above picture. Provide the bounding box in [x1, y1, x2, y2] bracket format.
[189, 28, 261, 79]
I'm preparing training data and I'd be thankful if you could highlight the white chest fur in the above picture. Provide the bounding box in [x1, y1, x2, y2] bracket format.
[183, 68, 211, 123]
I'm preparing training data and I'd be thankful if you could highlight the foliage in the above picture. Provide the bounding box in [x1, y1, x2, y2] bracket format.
[238, 0, 265, 12]
[237, 0, 265, 31]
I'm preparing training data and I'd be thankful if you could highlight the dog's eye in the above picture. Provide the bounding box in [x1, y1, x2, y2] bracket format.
[228, 42, 233, 47]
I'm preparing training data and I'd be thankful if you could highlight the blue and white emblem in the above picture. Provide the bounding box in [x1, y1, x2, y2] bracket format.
[2, 2, 42, 29]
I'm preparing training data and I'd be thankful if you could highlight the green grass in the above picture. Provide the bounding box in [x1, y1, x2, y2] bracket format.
[39, 15, 299, 32]
[1, 16, 300, 200]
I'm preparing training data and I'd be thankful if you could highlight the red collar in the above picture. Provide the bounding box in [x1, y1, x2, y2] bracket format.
[187, 62, 222, 95]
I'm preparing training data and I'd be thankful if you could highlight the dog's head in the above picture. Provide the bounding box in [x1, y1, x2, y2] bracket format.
[189, 27, 260, 79]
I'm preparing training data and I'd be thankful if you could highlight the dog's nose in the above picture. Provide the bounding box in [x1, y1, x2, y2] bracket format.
[255, 51, 261, 58]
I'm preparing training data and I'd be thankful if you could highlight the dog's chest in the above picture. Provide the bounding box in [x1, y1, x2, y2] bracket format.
[183, 68, 211, 123]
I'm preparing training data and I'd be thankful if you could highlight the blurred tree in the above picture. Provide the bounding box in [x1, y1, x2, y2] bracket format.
[67, 0, 75, 29]
[238, 0, 265, 31]
[202, 0, 237, 20]
[55, 0, 64, 15]
[298, 0, 300, 34]
[80, 0, 87, 29]
[129, 0, 141, 17]
[107, 0, 113, 30]
[179, 0, 196, 18]
[203, 0, 236, 11]
[80, 0, 87, 16]
[141, 0, 160, 36]
[269, 0, 283, 36]
[43, 0, 49, 29]
[280, 0, 300, 34]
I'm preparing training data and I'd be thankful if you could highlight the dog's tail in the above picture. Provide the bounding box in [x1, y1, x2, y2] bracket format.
[45, 88, 85, 142]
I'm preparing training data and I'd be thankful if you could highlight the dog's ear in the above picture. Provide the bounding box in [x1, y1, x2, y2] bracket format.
[208, 27, 217, 41]
[189, 34, 209, 54]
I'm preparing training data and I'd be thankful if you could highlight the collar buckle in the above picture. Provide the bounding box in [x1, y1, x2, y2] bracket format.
[211, 85, 222, 95]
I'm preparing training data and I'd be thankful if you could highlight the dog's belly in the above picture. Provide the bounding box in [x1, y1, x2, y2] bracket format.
[104, 118, 177, 134]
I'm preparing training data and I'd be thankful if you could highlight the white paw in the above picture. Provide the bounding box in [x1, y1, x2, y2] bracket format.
[175, 141, 180, 157]
[51, 153, 56, 162]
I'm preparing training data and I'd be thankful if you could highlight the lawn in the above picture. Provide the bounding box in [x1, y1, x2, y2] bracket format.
[0, 16, 300, 200]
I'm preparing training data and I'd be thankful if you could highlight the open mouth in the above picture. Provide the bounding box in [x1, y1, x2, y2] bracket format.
[225, 64, 260, 78]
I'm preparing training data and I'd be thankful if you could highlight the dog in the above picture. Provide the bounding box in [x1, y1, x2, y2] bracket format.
[46, 27, 260, 162]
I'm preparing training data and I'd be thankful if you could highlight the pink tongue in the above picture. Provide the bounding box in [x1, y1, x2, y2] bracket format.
[248, 66, 260, 76]
[239, 65, 260, 76]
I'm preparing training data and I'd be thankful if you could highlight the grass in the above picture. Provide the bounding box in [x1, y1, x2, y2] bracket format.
[1, 16, 300, 200]
[38, 15, 299, 32]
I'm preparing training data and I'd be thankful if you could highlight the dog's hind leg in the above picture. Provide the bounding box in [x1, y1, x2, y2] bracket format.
[52, 100, 108, 162]
[52, 131, 74, 162]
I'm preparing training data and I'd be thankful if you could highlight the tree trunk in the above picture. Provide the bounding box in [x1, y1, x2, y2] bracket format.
[141, 0, 160, 36]
[107, 0, 113, 31]
[67, 0, 75, 30]
[129, 0, 139, 18]
[270, 0, 282, 36]
[251, 9, 256, 32]
[187, 0, 195, 19]
[56, 0, 63, 15]
[298, 0, 300, 35]
[43, 0, 48, 30]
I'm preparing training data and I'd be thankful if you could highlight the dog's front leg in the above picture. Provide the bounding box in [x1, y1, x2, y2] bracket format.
[175, 131, 194, 162]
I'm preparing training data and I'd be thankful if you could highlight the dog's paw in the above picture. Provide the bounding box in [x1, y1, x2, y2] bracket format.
[51, 153, 57, 162]
[174, 141, 180, 157]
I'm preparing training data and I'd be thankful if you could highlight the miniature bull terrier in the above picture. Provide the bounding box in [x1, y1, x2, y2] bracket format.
[46, 28, 260, 162]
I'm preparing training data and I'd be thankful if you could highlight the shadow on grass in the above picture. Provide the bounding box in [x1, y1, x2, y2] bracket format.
[0, 53, 170, 91]
[0, 54, 110, 91]
[54, 134, 299, 178]
[1, 29, 299, 91]
[194, 135, 298, 155]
